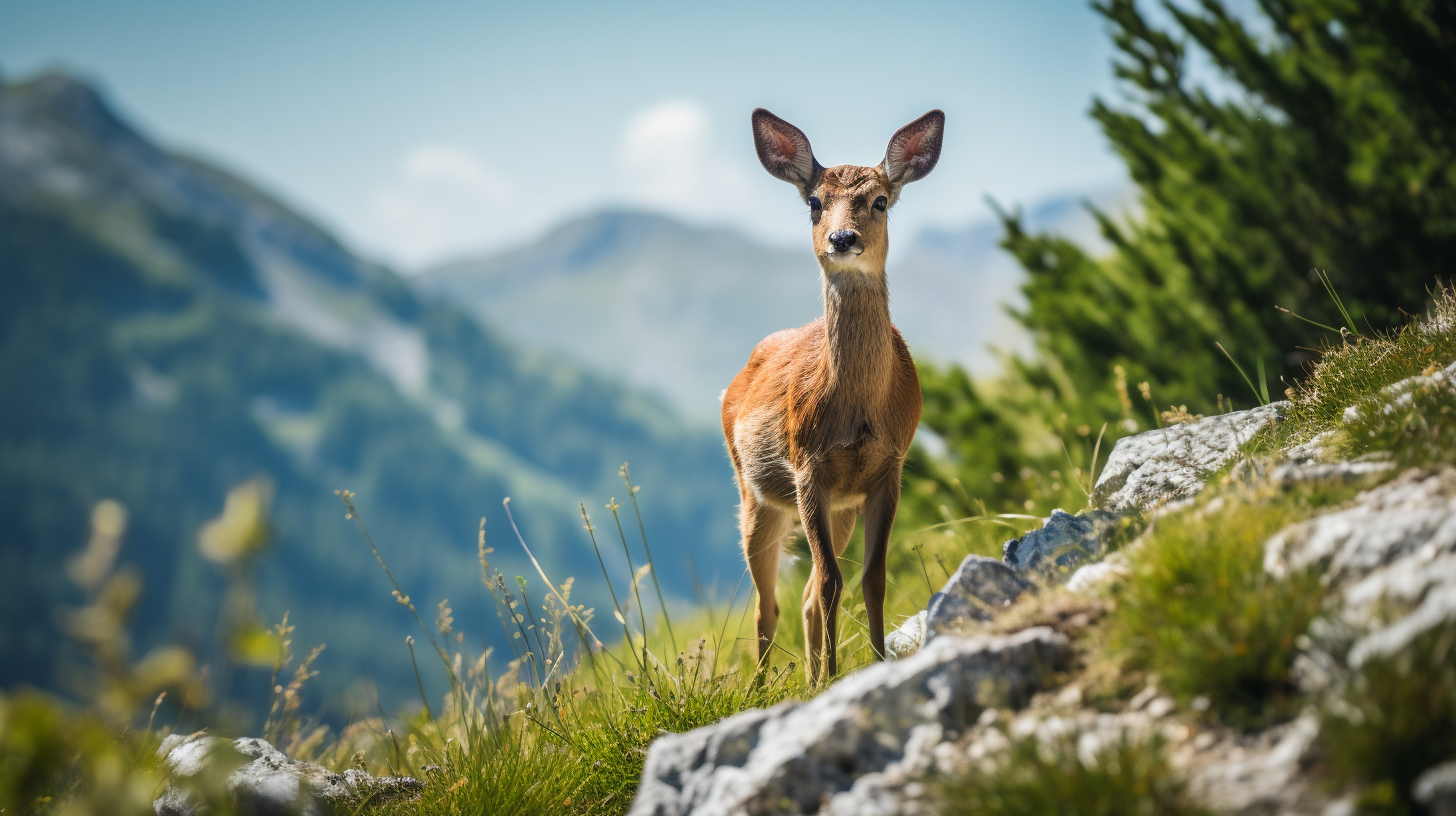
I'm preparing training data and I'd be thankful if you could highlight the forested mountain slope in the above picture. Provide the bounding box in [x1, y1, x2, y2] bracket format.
[0, 73, 738, 713]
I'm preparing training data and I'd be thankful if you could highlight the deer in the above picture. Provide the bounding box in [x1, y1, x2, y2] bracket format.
[721, 108, 943, 684]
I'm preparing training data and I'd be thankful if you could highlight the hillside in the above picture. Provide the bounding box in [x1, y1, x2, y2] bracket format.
[417, 193, 1127, 424]
[0, 73, 740, 713]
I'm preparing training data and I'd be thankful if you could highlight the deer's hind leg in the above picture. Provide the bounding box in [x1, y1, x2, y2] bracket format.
[742, 496, 793, 667]
[801, 507, 858, 683]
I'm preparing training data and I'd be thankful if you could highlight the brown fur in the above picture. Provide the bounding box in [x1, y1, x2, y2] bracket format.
[724, 109, 943, 683]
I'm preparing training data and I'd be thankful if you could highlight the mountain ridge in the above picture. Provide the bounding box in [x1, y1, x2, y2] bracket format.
[0, 72, 739, 714]
[417, 188, 1129, 424]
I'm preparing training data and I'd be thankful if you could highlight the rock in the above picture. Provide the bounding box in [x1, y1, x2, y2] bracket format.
[1263, 467, 1456, 671]
[1092, 403, 1285, 513]
[1343, 360, 1456, 425]
[883, 611, 926, 659]
[628, 627, 1071, 816]
[1184, 715, 1326, 815]
[1002, 509, 1119, 577]
[1414, 761, 1456, 816]
[154, 734, 422, 816]
[1065, 556, 1129, 594]
[923, 556, 1035, 639]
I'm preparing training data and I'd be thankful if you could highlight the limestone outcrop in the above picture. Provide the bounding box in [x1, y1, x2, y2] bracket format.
[153, 734, 421, 816]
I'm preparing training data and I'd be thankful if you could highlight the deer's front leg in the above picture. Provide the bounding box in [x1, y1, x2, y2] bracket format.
[795, 473, 842, 684]
[861, 467, 903, 660]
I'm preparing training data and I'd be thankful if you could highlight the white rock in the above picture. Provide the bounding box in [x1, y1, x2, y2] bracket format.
[1092, 404, 1285, 514]
[628, 628, 1071, 816]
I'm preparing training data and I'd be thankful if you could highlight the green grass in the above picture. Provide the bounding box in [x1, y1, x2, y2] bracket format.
[1319, 625, 1456, 816]
[934, 732, 1210, 816]
[1282, 284, 1456, 463]
[1102, 487, 1335, 730]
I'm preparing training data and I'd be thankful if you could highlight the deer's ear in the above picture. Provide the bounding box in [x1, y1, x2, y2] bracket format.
[752, 109, 820, 196]
[882, 110, 944, 188]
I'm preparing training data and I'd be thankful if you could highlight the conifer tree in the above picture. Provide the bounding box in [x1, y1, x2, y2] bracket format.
[911, 0, 1456, 514]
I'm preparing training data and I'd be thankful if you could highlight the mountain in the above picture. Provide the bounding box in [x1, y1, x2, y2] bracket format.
[417, 193, 1130, 425]
[419, 211, 824, 424]
[0, 73, 740, 714]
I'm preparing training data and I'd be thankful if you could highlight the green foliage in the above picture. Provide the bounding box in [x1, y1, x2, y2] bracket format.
[913, 0, 1456, 527]
[1320, 626, 1456, 816]
[1015, 0, 1456, 417]
[935, 733, 1209, 816]
[1105, 489, 1330, 730]
[0, 692, 169, 816]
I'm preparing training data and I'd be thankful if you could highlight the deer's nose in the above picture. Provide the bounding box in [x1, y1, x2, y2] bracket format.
[828, 230, 858, 253]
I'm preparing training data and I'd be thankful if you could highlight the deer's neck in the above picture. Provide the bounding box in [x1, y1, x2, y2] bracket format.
[819, 270, 895, 405]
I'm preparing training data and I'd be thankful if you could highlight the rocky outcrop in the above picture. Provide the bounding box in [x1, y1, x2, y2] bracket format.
[1001, 509, 1120, 577]
[882, 407, 1286, 660]
[631, 389, 1455, 815]
[153, 734, 421, 816]
[923, 555, 1035, 638]
[1264, 467, 1456, 684]
[628, 628, 1071, 816]
[1091, 403, 1285, 513]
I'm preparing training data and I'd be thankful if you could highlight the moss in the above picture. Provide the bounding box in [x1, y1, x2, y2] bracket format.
[934, 734, 1209, 816]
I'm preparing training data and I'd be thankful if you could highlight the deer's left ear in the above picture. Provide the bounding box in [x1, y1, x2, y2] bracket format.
[882, 110, 944, 189]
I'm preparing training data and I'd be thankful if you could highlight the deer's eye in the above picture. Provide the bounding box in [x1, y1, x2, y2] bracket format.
[808, 196, 822, 211]
[873, 195, 888, 212]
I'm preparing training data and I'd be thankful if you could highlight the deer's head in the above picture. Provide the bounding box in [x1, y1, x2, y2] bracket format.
[752, 108, 944, 275]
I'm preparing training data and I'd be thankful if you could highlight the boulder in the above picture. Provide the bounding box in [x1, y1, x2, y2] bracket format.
[1092, 403, 1285, 513]
[1001, 509, 1119, 577]
[883, 611, 926, 660]
[924, 555, 1035, 639]
[154, 734, 422, 816]
[1263, 467, 1456, 678]
[628, 627, 1071, 816]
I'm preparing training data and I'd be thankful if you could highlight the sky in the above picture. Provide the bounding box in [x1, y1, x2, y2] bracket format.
[0, 0, 1128, 271]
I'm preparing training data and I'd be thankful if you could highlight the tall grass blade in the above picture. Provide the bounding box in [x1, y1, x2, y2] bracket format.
[620, 464, 679, 656]
[606, 498, 650, 659]
[1215, 342, 1267, 406]
[1088, 421, 1108, 494]
[1275, 304, 1339, 333]
[1316, 268, 1360, 337]
[503, 498, 606, 654]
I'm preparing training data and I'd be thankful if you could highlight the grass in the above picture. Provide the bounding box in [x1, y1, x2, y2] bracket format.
[934, 732, 1210, 816]
[327, 481, 825, 816]
[1318, 623, 1456, 815]
[1100, 486, 1336, 730]
[1282, 283, 1456, 462]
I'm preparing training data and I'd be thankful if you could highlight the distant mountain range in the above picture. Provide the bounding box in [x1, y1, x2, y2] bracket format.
[0, 73, 741, 714]
[419, 188, 1128, 425]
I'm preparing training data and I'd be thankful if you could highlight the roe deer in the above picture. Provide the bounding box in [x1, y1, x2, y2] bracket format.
[722, 108, 943, 683]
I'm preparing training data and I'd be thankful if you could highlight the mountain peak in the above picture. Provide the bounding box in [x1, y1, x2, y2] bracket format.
[4, 71, 145, 153]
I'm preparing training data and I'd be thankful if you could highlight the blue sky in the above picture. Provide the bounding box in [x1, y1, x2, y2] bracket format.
[0, 1, 1127, 270]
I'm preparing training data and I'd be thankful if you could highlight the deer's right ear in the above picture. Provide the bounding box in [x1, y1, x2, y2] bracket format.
[752, 109, 820, 197]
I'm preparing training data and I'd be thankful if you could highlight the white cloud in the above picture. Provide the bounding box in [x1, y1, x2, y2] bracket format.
[619, 99, 749, 215]
[365, 143, 512, 269]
